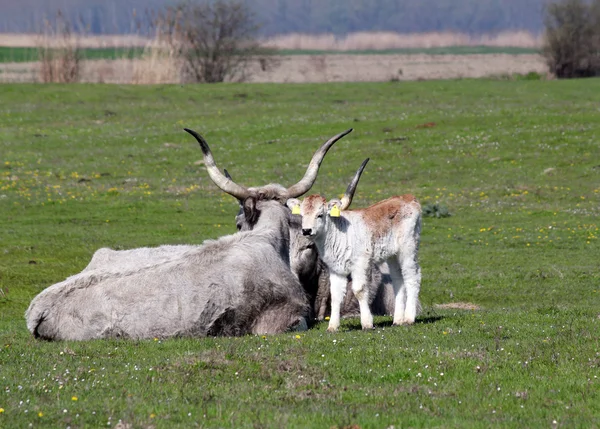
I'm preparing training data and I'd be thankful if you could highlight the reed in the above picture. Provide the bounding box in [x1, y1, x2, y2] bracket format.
[36, 12, 81, 83]
[263, 30, 542, 51]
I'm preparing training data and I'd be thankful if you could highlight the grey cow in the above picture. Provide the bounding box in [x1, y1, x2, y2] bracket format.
[25, 197, 308, 340]
[25, 128, 350, 340]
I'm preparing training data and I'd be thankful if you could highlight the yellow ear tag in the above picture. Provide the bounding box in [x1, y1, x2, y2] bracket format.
[329, 205, 341, 217]
[292, 205, 301, 215]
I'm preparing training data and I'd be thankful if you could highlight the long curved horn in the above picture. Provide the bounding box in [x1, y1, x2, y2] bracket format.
[285, 128, 353, 198]
[184, 128, 250, 200]
[339, 158, 369, 210]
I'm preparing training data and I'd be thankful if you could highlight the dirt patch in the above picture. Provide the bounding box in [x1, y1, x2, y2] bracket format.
[0, 53, 547, 84]
[248, 53, 547, 83]
[435, 302, 481, 311]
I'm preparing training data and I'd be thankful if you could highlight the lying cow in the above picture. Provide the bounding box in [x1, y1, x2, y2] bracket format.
[25, 128, 354, 339]
[25, 176, 311, 340]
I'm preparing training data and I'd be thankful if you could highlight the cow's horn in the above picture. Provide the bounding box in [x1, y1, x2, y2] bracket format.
[285, 128, 353, 198]
[184, 128, 250, 200]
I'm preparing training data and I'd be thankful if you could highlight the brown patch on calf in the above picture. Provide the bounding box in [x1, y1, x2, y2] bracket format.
[350, 195, 420, 237]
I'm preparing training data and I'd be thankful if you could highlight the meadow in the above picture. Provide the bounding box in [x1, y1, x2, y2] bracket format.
[0, 79, 599, 428]
[0, 46, 538, 64]
[0, 47, 146, 64]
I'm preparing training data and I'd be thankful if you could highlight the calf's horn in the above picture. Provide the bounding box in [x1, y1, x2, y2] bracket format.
[339, 158, 369, 211]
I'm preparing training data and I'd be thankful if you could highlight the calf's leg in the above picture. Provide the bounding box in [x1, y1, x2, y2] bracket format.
[327, 273, 347, 332]
[350, 259, 374, 330]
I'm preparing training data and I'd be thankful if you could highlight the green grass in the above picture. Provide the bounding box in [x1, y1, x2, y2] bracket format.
[0, 80, 599, 428]
[0, 45, 537, 64]
[0, 46, 145, 63]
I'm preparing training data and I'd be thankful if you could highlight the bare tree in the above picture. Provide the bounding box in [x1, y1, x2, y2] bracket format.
[155, 0, 278, 83]
[542, 0, 600, 78]
[37, 10, 82, 83]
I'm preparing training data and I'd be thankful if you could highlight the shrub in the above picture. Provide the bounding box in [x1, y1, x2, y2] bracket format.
[422, 203, 451, 218]
[153, 0, 279, 83]
[542, 0, 600, 79]
[37, 10, 81, 83]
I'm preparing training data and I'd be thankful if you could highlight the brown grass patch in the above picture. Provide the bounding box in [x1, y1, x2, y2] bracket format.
[0, 33, 149, 48]
[0, 53, 547, 84]
[246, 53, 546, 83]
[264, 30, 542, 51]
[1, 30, 541, 50]
[131, 41, 182, 84]
[435, 302, 481, 311]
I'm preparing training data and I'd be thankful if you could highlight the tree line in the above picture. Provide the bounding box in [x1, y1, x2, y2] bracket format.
[0, 0, 547, 35]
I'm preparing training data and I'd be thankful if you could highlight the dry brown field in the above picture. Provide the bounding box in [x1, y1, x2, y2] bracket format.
[0, 30, 541, 49]
[0, 53, 547, 84]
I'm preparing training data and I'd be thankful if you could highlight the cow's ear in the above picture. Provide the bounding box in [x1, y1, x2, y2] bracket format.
[286, 198, 301, 215]
[243, 197, 260, 226]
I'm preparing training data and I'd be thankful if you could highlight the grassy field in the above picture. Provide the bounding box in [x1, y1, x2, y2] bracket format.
[0, 46, 145, 64]
[0, 80, 599, 428]
[0, 45, 538, 64]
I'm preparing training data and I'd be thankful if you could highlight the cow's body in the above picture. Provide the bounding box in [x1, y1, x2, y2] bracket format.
[25, 200, 309, 340]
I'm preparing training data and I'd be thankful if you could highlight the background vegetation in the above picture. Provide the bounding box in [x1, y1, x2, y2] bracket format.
[542, 0, 600, 78]
[1, 79, 599, 427]
[0, 46, 144, 64]
[0, 0, 548, 35]
[0, 45, 540, 65]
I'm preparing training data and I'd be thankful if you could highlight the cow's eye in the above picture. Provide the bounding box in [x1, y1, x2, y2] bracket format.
[317, 213, 324, 218]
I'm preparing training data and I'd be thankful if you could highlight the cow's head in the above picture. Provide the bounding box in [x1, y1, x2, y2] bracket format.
[183, 128, 353, 230]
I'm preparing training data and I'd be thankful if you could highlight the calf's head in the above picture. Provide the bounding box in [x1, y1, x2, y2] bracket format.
[287, 158, 370, 238]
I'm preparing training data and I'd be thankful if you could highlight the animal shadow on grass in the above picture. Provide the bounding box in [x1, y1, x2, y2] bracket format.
[373, 315, 444, 328]
[341, 314, 444, 331]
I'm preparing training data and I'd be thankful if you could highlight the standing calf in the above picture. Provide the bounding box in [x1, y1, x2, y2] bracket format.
[287, 159, 422, 331]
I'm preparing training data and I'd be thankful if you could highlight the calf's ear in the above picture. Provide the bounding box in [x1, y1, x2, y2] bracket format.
[286, 198, 302, 215]
[327, 199, 342, 217]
